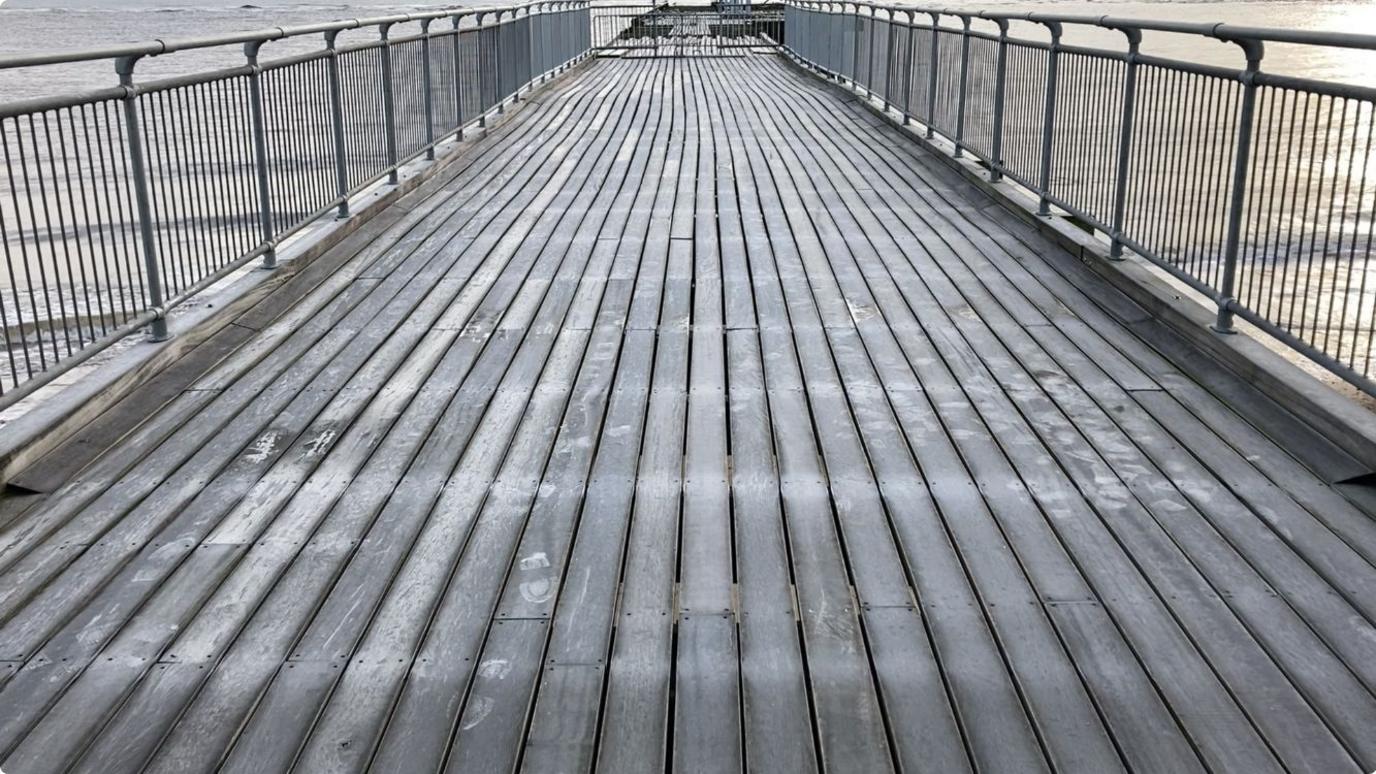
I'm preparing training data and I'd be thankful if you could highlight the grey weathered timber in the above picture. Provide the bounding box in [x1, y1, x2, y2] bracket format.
[0, 51, 1373, 774]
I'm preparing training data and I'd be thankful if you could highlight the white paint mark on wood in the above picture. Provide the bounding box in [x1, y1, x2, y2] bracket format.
[461, 696, 494, 730]
[478, 659, 512, 680]
[519, 552, 551, 571]
[244, 432, 280, 464]
[305, 428, 338, 458]
[520, 578, 555, 604]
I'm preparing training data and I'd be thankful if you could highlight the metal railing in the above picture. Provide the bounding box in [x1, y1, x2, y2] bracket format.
[783, 1, 1376, 396]
[0, 1, 591, 407]
[591, 4, 783, 56]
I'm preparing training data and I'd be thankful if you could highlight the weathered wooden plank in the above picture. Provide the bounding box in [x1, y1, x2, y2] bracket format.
[595, 238, 691, 773]
[0, 62, 620, 570]
[672, 613, 743, 774]
[226, 60, 664, 774]
[445, 619, 550, 774]
[0, 52, 1373, 774]
[519, 73, 687, 774]
[776, 63, 1353, 765]
[724, 326, 818, 774]
[809, 101, 1365, 771]
[440, 59, 679, 774]
[0, 114, 618, 662]
[52, 59, 655, 774]
[717, 58, 1063, 774]
[718, 69, 895, 768]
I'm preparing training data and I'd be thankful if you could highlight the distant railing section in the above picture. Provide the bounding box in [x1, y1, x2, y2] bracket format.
[591, 4, 783, 56]
[784, 1, 1376, 395]
[0, 1, 591, 406]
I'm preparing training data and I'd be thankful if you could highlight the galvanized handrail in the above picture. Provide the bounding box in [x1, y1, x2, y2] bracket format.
[783, 0, 1376, 396]
[0, 1, 592, 407]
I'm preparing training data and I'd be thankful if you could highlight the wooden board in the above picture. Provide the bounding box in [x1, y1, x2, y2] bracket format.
[0, 51, 1372, 774]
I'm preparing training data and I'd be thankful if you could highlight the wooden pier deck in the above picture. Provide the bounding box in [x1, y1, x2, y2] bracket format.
[1, 51, 1375, 773]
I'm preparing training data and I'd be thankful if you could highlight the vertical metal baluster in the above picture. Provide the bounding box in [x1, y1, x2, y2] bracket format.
[115, 54, 169, 341]
[244, 40, 277, 268]
[379, 21, 400, 184]
[1036, 20, 1062, 215]
[325, 29, 351, 217]
[989, 16, 1008, 181]
[1108, 24, 1142, 260]
[421, 18, 436, 160]
[954, 15, 971, 157]
[925, 11, 939, 137]
[1213, 37, 1265, 333]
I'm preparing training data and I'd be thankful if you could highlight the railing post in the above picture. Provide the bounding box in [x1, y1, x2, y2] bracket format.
[115, 55, 169, 342]
[812, 3, 822, 69]
[528, 7, 537, 84]
[850, 4, 861, 85]
[513, 8, 525, 100]
[500, 10, 511, 112]
[882, 8, 895, 111]
[568, 3, 576, 65]
[479, 12, 491, 128]
[557, 3, 566, 67]
[453, 14, 465, 139]
[1108, 24, 1142, 260]
[925, 11, 939, 138]
[243, 40, 277, 269]
[814, 3, 825, 73]
[865, 5, 876, 96]
[954, 15, 971, 157]
[988, 16, 1008, 181]
[902, 10, 916, 124]
[421, 18, 436, 160]
[325, 30, 351, 218]
[1036, 20, 1062, 216]
[1213, 38, 1265, 334]
[809, 6, 820, 70]
[531, 4, 540, 78]
[828, 3, 840, 78]
[378, 21, 400, 184]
